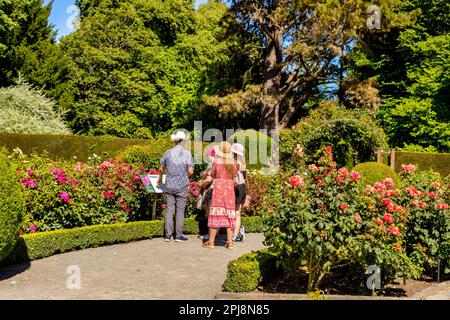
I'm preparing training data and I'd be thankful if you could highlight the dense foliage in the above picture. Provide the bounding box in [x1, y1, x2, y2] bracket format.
[0, 79, 71, 134]
[351, 0, 450, 152]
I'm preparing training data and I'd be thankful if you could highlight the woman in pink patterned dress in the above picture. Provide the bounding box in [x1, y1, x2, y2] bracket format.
[202, 141, 237, 250]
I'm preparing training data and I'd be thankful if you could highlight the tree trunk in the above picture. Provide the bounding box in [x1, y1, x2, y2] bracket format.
[260, 28, 282, 134]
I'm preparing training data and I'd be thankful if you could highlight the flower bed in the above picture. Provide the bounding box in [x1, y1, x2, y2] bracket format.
[261, 146, 449, 292]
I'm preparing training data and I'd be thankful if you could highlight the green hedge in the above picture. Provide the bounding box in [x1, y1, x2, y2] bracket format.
[1, 216, 263, 266]
[0, 153, 25, 262]
[0, 133, 149, 161]
[395, 151, 450, 177]
[222, 249, 278, 292]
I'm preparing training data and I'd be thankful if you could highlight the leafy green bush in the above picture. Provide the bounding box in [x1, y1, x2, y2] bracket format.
[223, 249, 278, 292]
[0, 152, 25, 262]
[1, 216, 263, 266]
[263, 147, 419, 292]
[394, 151, 450, 177]
[353, 162, 402, 187]
[280, 102, 388, 169]
[0, 80, 71, 135]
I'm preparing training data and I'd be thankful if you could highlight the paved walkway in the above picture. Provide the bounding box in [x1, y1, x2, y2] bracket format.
[0, 234, 265, 300]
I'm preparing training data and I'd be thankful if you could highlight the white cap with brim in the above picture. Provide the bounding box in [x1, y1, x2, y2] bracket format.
[171, 131, 187, 142]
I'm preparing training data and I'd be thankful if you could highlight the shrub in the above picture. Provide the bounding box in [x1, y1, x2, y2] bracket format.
[353, 162, 402, 187]
[0, 152, 25, 262]
[0, 80, 71, 135]
[263, 146, 419, 292]
[223, 249, 278, 292]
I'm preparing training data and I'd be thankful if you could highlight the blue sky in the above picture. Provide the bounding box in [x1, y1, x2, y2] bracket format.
[45, 0, 209, 40]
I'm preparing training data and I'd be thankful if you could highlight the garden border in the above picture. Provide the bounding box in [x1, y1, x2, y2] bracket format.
[1, 216, 263, 267]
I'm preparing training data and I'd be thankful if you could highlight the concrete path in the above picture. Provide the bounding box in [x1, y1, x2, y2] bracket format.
[0, 234, 265, 300]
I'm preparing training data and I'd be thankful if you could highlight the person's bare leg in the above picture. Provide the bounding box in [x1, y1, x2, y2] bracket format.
[233, 210, 241, 237]
[209, 228, 218, 244]
[226, 227, 233, 244]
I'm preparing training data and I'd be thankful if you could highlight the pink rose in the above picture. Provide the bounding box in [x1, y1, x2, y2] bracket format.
[70, 179, 78, 186]
[382, 178, 395, 188]
[401, 164, 416, 173]
[27, 168, 34, 176]
[375, 218, 384, 226]
[350, 170, 360, 182]
[354, 214, 362, 223]
[433, 182, 440, 189]
[289, 175, 304, 187]
[338, 168, 349, 177]
[336, 176, 346, 183]
[60, 192, 70, 203]
[428, 192, 437, 198]
[29, 225, 37, 233]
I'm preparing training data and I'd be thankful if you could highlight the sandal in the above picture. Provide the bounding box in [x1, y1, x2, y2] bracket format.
[202, 241, 215, 249]
[225, 242, 234, 250]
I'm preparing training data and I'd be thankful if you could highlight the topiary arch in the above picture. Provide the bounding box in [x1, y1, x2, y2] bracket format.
[280, 103, 388, 168]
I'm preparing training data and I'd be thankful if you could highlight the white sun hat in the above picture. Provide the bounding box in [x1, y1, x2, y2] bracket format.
[231, 143, 245, 156]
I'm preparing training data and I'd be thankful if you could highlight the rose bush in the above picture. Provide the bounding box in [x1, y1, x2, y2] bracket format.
[263, 146, 420, 292]
[398, 167, 450, 274]
[10, 149, 156, 233]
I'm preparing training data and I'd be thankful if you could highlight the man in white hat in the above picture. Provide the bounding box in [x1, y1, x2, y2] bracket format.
[157, 130, 194, 242]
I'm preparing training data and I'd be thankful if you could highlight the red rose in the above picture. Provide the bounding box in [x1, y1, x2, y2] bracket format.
[388, 226, 400, 237]
[340, 203, 347, 211]
[382, 213, 394, 224]
[375, 218, 383, 225]
[325, 146, 332, 154]
[381, 198, 392, 206]
[428, 192, 437, 198]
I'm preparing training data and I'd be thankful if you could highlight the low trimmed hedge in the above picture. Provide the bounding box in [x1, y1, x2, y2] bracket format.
[222, 249, 278, 292]
[1, 216, 263, 267]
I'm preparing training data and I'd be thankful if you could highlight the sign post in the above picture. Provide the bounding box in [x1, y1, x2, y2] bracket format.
[140, 174, 166, 220]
